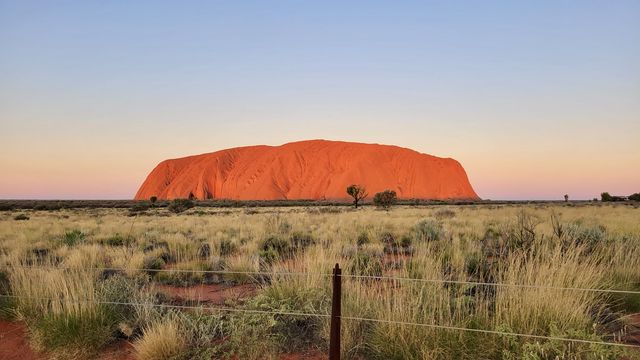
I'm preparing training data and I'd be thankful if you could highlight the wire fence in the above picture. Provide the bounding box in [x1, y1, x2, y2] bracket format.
[8, 264, 640, 295]
[0, 292, 638, 349]
[2, 264, 640, 352]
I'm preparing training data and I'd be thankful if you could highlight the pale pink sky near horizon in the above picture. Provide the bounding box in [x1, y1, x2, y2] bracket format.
[1, 1, 639, 200]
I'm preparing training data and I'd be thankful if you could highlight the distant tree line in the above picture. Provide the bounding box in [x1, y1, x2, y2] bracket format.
[601, 192, 640, 202]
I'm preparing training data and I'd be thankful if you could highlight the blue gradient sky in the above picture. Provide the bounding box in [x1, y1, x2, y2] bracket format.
[1, 1, 639, 200]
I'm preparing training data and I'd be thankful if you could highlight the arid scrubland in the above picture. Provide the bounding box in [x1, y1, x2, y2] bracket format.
[1, 203, 639, 359]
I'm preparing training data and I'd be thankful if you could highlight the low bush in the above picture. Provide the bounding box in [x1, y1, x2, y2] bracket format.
[219, 239, 238, 256]
[62, 229, 86, 246]
[103, 233, 131, 247]
[561, 222, 607, 253]
[197, 243, 211, 259]
[413, 219, 443, 242]
[143, 255, 166, 276]
[168, 199, 194, 214]
[290, 231, 315, 249]
[259, 235, 292, 264]
[434, 208, 456, 220]
[348, 253, 383, 277]
[253, 282, 328, 349]
[14, 213, 29, 221]
[131, 201, 151, 213]
[356, 231, 370, 246]
[379, 231, 396, 245]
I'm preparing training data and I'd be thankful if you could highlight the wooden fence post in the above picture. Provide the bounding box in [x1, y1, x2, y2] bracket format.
[329, 263, 342, 360]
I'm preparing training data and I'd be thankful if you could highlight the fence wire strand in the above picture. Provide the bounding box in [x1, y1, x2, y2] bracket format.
[7, 265, 640, 295]
[1, 294, 638, 349]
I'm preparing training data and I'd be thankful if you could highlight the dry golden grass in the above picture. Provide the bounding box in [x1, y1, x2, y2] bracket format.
[134, 315, 186, 360]
[0, 203, 639, 359]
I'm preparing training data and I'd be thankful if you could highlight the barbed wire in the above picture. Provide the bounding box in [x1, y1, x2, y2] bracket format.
[1, 294, 638, 349]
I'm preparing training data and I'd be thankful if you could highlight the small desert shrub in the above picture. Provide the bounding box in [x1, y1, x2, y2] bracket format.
[103, 233, 130, 247]
[380, 231, 413, 255]
[168, 198, 194, 214]
[97, 275, 141, 329]
[255, 283, 328, 348]
[562, 222, 607, 252]
[499, 324, 627, 360]
[14, 213, 29, 221]
[379, 231, 396, 245]
[259, 235, 291, 264]
[131, 201, 150, 213]
[290, 231, 315, 249]
[413, 219, 443, 242]
[219, 239, 238, 256]
[434, 208, 456, 220]
[399, 233, 412, 248]
[177, 312, 226, 359]
[356, 231, 370, 246]
[197, 243, 211, 259]
[222, 312, 280, 359]
[143, 255, 166, 275]
[501, 211, 539, 253]
[62, 229, 86, 246]
[348, 253, 383, 277]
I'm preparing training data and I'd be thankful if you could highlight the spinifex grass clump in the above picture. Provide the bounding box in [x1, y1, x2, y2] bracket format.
[61, 229, 85, 246]
[413, 218, 443, 242]
[154, 260, 218, 286]
[8, 267, 120, 358]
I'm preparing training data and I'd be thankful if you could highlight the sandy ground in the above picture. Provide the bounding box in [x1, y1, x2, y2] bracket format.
[0, 321, 136, 360]
[0, 321, 39, 360]
[157, 283, 258, 305]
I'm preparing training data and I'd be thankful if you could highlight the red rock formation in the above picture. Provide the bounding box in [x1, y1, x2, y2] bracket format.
[134, 140, 479, 201]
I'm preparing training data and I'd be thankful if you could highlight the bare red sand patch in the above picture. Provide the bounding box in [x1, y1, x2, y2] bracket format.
[279, 350, 327, 359]
[0, 321, 41, 360]
[96, 340, 136, 360]
[157, 283, 258, 305]
[622, 313, 640, 346]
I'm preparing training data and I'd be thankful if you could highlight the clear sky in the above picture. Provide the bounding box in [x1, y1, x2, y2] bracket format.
[1, 1, 638, 200]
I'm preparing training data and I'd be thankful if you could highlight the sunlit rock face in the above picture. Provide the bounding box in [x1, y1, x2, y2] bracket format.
[135, 140, 480, 201]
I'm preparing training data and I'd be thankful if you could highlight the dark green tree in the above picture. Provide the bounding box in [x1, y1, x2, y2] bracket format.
[346, 184, 368, 209]
[373, 190, 398, 209]
[168, 198, 194, 213]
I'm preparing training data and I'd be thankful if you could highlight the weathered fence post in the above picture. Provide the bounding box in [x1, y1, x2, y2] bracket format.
[329, 263, 342, 360]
